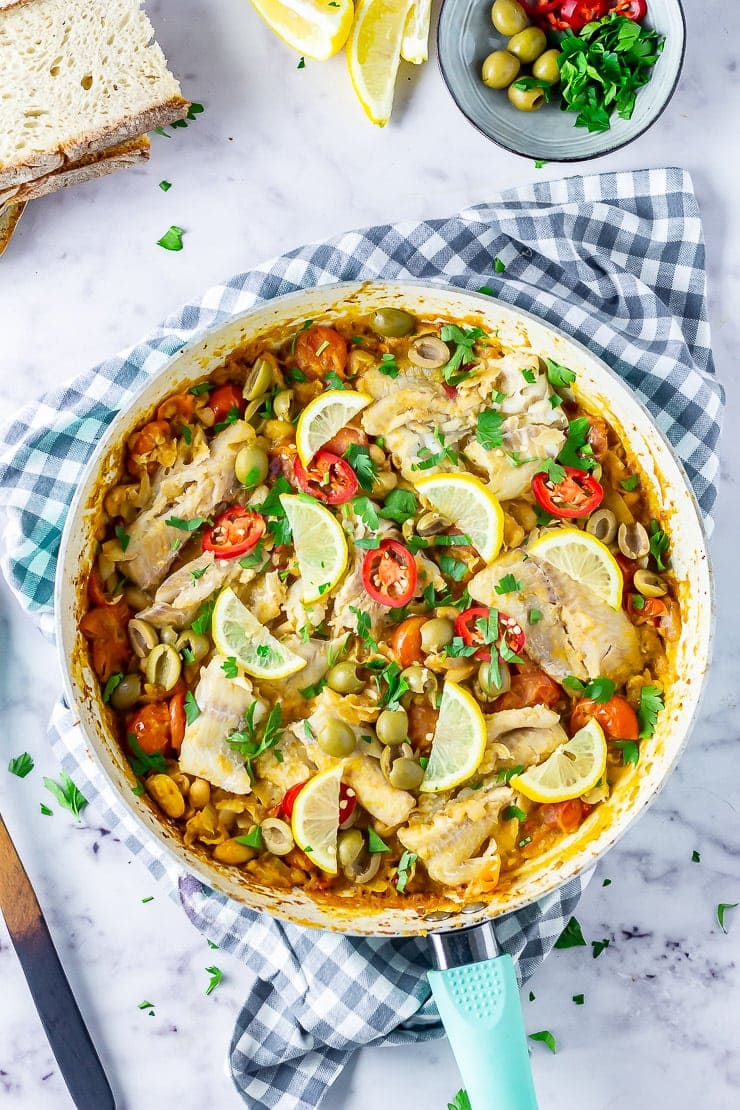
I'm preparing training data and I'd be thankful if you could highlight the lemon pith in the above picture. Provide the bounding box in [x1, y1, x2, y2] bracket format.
[212, 587, 307, 679]
[291, 765, 343, 873]
[414, 472, 504, 564]
[279, 493, 349, 603]
[420, 680, 488, 793]
[510, 719, 608, 804]
[346, 0, 416, 126]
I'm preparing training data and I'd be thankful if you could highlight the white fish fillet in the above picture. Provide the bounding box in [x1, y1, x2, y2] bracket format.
[178, 655, 256, 794]
[481, 706, 567, 774]
[136, 552, 243, 629]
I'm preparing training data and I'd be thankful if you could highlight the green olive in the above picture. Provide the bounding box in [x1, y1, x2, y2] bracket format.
[507, 26, 547, 64]
[371, 308, 416, 338]
[420, 617, 455, 654]
[235, 444, 269, 488]
[478, 659, 511, 697]
[371, 470, 398, 498]
[175, 630, 211, 665]
[376, 707, 409, 746]
[261, 817, 294, 856]
[491, 0, 529, 36]
[532, 48, 561, 84]
[337, 828, 365, 869]
[388, 757, 425, 791]
[507, 81, 547, 112]
[317, 720, 356, 757]
[128, 618, 159, 658]
[145, 643, 182, 690]
[110, 672, 142, 711]
[326, 661, 364, 694]
[481, 49, 520, 89]
[159, 626, 178, 646]
[243, 354, 275, 401]
[273, 390, 293, 422]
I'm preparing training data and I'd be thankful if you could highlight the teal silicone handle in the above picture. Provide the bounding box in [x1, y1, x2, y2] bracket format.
[428, 953, 538, 1110]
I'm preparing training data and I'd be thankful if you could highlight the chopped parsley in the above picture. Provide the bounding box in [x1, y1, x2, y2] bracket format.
[493, 257, 506, 273]
[40, 803, 53, 815]
[254, 475, 293, 545]
[127, 733, 168, 777]
[165, 515, 209, 532]
[494, 573, 521, 595]
[299, 677, 327, 699]
[8, 752, 34, 778]
[534, 457, 567, 485]
[545, 358, 576, 389]
[226, 703, 284, 779]
[324, 370, 346, 390]
[562, 675, 615, 703]
[157, 225, 185, 251]
[213, 405, 240, 433]
[476, 408, 505, 450]
[370, 660, 410, 710]
[344, 444, 378, 492]
[184, 691, 201, 725]
[557, 416, 597, 472]
[239, 540, 269, 571]
[297, 56, 306, 69]
[613, 740, 639, 766]
[521, 367, 537, 385]
[378, 488, 418, 524]
[447, 1092, 472, 1110]
[637, 685, 664, 739]
[496, 764, 524, 784]
[692, 850, 701, 863]
[528, 608, 543, 624]
[367, 828, 390, 853]
[717, 903, 738, 933]
[554, 916, 587, 949]
[572, 993, 585, 1005]
[205, 966, 223, 995]
[412, 428, 459, 471]
[620, 474, 640, 491]
[529, 1030, 557, 1054]
[395, 850, 417, 893]
[591, 938, 610, 959]
[191, 565, 208, 582]
[438, 553, 467, 581]
[159, 180, 172, 192]
[648, 520, 670, 570]
[503, 804, 527, 822]
[237, 826, 264, 849]
[221, 657, 239, 680]
[352, 496, 380, 530]
[478, 286, 494, 296]
[43, 772, 88, 820]
[378, 352, 400, 379]
[350, 606, 378, 652]
[439, 324, 488, 385]
[115, 524, 130, 551]
[102, 672, 124, 704]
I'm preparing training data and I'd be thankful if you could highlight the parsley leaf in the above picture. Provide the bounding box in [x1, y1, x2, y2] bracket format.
[367, 828, 390, 853]
[40, 803, 53, 815]
[439, 553, 467, 581]
[8, 752, 34, 778]
[221, 657, 239, 680]
[344, 444, 378, 492]
[476, 408, 505, 450]
[395, 850, 417, 893]
[115, 524, 130, 551]
[529, 1030, 557, 1054]
[529, 608, 543, 624]
[439, 324, 488, 384]
[184, 691, 201, 725]
[566, 675, 617, 703]
[350, 606, 378, 652]
[494, 573, 521, 595]
[352, 496, 380, 530]
[447, 1092, 472, 1110]
[378, 488, 418, 525]
[324, 370, 345, 390]
[378, 352, 400, 379]
[717, 903, 738, 933]
[43, 772, 88, 820]
[554, 916, 587, 949]
[503, 804, 527, 822]
[648, 520, 670, 570]
[127, 733, 168, 777]
[534, 457, 567, 485]
[613, 740, 640, 766]
[157, 225, 185, 251]
[637, 685, 663, 739]
[205, 966, 223, 995]
[165, 515, 209, 532]
[192, 599, 214, 636]
[620, 474, 639, 491]
[545, 358, 576, 389]
[226, 703, 284, 779]
[191, 565, 208, 581]
[591, 938, 610, 959]
[496, 764, 524, 784]
[558, 417, 598, 472]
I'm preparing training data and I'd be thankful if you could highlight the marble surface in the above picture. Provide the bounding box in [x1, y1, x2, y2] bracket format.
[1, 0, 739, 1107]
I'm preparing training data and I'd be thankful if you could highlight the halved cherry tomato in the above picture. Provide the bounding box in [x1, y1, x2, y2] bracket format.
[202, 506, 266, 559]
[571, 695, 638, 740]
[455, 606, 526, 662]
[390, 615, 428, 667]
[408, 704, 439, 753]
[294, 325, 347, 381]
[362, 540, 417, 608]
[557, 0, 608, 29]
[169, 691, 187, 751]
[627, 593, 668, 627]
[126, 419, 172, 477]
[494, 667, 561, 711]
[293, 449, 359, 505]
[322, 425, 368, 456]
[127, 702, 171, 756]
[339, 783, 357, 826]
[279, 780, 308, 821]
[209, 383, 244, 424]
[79, 601, 132, 682]
[88, 565, 119, 607]
[157, 393, 194, 424]
[541, 798, 591, 833]
[614, 0, 647, 18]
[531, 465, 604, 519]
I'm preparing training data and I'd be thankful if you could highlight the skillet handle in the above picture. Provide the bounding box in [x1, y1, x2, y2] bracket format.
[428, 954, 538, 1110]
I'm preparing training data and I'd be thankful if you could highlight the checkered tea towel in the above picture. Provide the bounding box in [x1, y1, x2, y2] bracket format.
[0, 168, 724, 1110]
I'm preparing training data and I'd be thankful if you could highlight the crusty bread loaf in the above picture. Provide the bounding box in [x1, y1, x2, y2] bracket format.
[0, 135, 150, 206]
[0, 201, 25, 256]
[0, 0, 188, 189]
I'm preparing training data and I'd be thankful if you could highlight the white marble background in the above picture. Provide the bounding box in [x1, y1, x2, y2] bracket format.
[1, 0, 739, 1107]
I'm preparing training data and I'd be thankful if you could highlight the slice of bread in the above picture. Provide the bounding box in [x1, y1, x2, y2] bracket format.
[0, 135, 150, 207]
[0, 201, 25, 256]
[0, 0, 188, 190]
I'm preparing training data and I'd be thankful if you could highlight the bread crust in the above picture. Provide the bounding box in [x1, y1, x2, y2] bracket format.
[1, 135, 150, 205]
[0, 201, 25, 256]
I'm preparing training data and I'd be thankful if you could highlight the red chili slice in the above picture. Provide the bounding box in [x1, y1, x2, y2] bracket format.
[279, 780, 308, 821]
[201, 506, 266, 559]
[558, 0, 608, 28]
[293, 449, 359, 506]
[338, 783, 357, 827]
[455, 606, 526, 661]
[361, 540, 417, 608]
[531, 465, 604, 519]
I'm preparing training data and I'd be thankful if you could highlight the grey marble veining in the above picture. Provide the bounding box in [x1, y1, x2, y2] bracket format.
[1, 0, 739, 1107]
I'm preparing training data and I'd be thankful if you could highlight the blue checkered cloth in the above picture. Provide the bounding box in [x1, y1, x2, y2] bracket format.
[0, 168, 724, 1110]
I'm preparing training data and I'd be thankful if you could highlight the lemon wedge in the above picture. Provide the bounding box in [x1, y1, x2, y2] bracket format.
[248, 0, 354, 60]
[510, 718, 607, 804]
[347, 0, 416, 126]
[420, 681, 487, 793]
[529, 528, 623, 609]
[413, 472, 504, 564]
[291, 766, 343, 873]
[279, 493, 348, 603]
[400, 0, 431, 64]
[212, 587, 307, 679]
[295, 388, 372, 466]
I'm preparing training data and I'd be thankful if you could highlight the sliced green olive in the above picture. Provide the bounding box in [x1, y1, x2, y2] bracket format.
[371, 470, 398, 498]
[273, 389, 293, 422]
[376, 707, 409, 746]
[618, 521, 650, 560]
[124, 586, 151, 612]
[175, 630, 211, 665]
[481, 50, 521, 90]
[326, 661, 364, 694]
[128, 618, 159, 659]
[420, 617, 455, 654]
[159, 626, 178, 646]
[235, 444, 269, 488]
[110, 672, 142, 710]
[243, 354, 275, 401]
[372, 308, 416, 338]
[491, 0, 529, 36]
[633, 569, 667, 598]
[586, 508, 617, 546]
[261, 817, 294, 856]
[144, 643, 182, 690]
[400, 665, 437, 695]
[407, 335, 450, 370]
[317, 719, 356, 757]
[507, 26, 547, 64]
[532, 48, 561, 85]
[388, 757, 425, 791]
[337, 828, 365, 869]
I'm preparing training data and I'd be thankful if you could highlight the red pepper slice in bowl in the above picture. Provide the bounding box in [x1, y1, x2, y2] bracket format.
[202, 506, 266, 559]
[531, 465, 604, 519]
[613, 0, 647, 19]
[455, 605, 526, 661]
[362, 540, 417, 608]
[293, 449, 359, 505]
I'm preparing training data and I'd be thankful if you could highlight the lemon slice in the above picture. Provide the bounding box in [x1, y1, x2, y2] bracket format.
[248, 0, 354, 60]
[414, 472, 504, 564]
[279, 493, 348, 603]
[400, 0, 431, 64]
[510, 719, 607, 804]
[295, 389, 372, 466]
[291, 765, 343, 873]
[420, 681, 487, 793]
[212, 587, 307, 679]
[529, 528, 623, 609]
[347, 0, 416, 126]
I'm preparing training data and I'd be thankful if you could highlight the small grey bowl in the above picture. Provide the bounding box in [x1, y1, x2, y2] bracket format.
[437, 0, 686, 161]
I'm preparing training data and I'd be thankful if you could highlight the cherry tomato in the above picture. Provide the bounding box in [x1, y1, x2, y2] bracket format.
[294, 325, 348, 381]
[169, 691, 187, 751]
[455, 606, 526, 662]
[494, 667, 561, 711]
[570, 695, 638, 740]
[531, 466, 604, 519]
[362, 540, 417, 608]
[127, 702, 171, 755]
[126, 419, 171, 477]
[614, 0, 647, 18]
[541, 798, 591, 833]
[279, 780, 308, 821]
[389, 615, 428, 667]
[322, 425, 368, 456]
[156, 393, 194, 424]
[627, 593, 668, 627]
[557, 0, 608, 29]
[79, 601, 132, 682]
[87, 565, 119, 607]
[201, 506, 266, 559]
[293, 450, 359, 505]
[408, 704, 439, 753]
[209, 383, 244, 424]
[339, 783, 357, 826]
